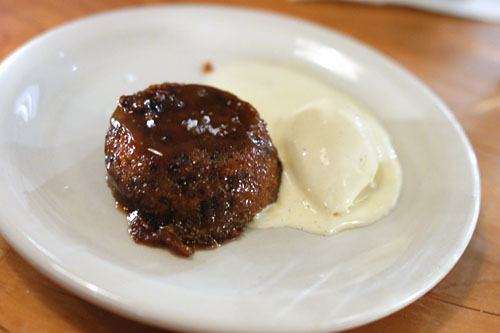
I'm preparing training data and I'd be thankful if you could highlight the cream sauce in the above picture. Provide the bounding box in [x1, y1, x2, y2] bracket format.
[205, 61, 402, 235]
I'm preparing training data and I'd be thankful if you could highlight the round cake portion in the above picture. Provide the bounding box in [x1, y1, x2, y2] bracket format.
[105, 83, 282, 256]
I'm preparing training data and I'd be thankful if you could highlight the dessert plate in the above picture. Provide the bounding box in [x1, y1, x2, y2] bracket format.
[0, 5, 480, 332]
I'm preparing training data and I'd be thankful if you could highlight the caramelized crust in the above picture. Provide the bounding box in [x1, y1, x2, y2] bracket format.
[105, 83, 281, 256]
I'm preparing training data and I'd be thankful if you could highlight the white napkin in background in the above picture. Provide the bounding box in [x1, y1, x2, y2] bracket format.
[294, 0, 500, 24]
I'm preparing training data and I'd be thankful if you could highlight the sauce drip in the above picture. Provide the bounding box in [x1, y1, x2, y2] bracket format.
[202, 61, 214, 73]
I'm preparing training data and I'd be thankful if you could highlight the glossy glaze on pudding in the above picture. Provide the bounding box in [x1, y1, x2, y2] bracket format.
[105, 83, 282, 256]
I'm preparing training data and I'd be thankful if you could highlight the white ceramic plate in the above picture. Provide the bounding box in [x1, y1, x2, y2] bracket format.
[0, 5, 480, 332]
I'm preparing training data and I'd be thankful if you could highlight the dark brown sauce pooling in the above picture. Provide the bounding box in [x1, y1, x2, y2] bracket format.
[112, 193, 194, 257]
[110, 84, 262, 160]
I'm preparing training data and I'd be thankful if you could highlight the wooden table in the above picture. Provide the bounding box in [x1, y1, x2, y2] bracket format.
[1, 0, 499, 332]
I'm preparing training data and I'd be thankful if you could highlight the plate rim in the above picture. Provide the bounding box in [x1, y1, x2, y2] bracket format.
[0, 4, 481, 332]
